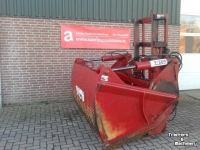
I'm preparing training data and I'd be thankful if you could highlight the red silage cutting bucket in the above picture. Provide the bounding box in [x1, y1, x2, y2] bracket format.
[71, 52, 180, 148]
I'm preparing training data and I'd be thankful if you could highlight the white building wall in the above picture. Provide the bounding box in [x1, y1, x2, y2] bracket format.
[179, 54, 200, 90]
[179, 0, 200, 90]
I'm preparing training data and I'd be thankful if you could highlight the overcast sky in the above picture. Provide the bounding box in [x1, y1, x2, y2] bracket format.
[181, 0, 200, 16]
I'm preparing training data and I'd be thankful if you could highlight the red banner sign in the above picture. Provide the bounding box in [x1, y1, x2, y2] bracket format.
[61, 25, 130, 49]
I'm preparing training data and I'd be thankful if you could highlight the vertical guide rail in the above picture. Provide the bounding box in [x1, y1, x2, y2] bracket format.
[142, 23, 145, 55]
[134, 19, 140, 57]
[151, 14, 159, 55]
[164, 14, 168, 48]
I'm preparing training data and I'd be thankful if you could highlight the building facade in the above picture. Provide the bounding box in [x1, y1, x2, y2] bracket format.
[179, 0, 200, 90]
[0, 0, 181, 104]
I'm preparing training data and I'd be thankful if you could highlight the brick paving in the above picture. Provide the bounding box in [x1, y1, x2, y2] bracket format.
[0, 93, 199, 150]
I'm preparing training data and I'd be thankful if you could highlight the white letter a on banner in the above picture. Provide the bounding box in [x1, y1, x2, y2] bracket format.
[64, 31, 73, 42]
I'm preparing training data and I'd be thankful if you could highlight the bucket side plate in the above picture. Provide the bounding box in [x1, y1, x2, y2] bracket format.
[71, 62, 99, 128]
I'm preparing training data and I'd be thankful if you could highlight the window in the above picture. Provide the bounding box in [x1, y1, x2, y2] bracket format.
[180, 15, 200, 53]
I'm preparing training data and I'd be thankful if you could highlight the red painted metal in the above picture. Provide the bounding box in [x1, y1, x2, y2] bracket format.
[140, 17, 151, 23]
[132, 58, 171, 70]
[71, 55, 179, 148]
[102, 53, 131, 61]
[71, 12, 181, 149]
[139, 42, 151, 47]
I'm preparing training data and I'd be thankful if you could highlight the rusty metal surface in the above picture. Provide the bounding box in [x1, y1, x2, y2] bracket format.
[149, 59, 179, 95]
[95, 67, 177, 144]
[71, 59, 99, 128]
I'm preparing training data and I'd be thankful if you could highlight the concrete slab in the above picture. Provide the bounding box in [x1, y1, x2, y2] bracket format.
[180, 89, 200, 100]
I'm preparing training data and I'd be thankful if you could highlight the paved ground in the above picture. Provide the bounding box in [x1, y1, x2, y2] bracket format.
[0, 92, 200, 150]
[181, 90, 200, 100]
